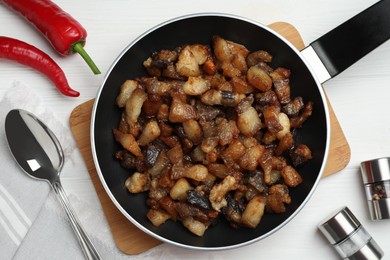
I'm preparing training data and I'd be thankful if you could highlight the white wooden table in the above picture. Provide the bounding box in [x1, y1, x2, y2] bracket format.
[1, 0, 390, 259]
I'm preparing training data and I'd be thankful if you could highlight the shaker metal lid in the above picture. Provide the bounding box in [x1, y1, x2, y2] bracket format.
[360, 157, 390, 183]
[318, 206, 360, 244]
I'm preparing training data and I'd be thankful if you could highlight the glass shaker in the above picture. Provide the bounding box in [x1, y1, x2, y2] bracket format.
[318, 206, 383, 259]
[360, 157, 390, 220]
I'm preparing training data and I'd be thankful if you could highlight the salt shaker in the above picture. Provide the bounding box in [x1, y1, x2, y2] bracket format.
[360, 157, 390, 220]
[318, 206, 383, 260]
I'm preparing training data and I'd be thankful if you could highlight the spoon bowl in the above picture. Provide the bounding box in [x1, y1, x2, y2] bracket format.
[5, 109, 101, 260]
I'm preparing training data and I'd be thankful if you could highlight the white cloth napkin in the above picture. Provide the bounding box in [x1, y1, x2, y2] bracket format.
[0, 82, 181, 259]
[0, 81, 76, 259]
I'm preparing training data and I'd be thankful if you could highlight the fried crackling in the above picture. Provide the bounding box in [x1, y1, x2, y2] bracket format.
[239, 144, 265, 171]
[221, 62, 242, 78]
[262, 131, 277, 145]
[275, 112, 291, 140]
[201, 89, 245, 107]
[241, 195, 266, 228]
[157, 103, 169, 121]
[125, 172, 151, 193]
[255, 90, 280, 111]
[259, 149, 273, 185]
[140, 77, 172, 96]
[167, 144, 184, 165]
[143, 48, 179, 77]
[200, 136, 219, 154]
[175, 201, 211, 222]
[246, 50, 273, 67]
[263, 105, 283, 133]
[187, 44, 210, 65]
[162, 64, 186, 80]
[283, 96, 304, 117]
[217, 81, 234, 92]
[275, 132, 293, 156]
[113, 129, 142, 157]
[143, 57, 161, 77]
[137, 120, 161, 146]
[199, 119, 217, 139]
[209, 175, 239, 211]
[170, 178, 192, 201]
[236, 96, 262, 137]
[158, 167, 175, 188]
[176, 45, 201, 77]
[226, 39, 250, 63]
[221, 139, 246, 162]
[149, 178, 170, 201]
[213, 35, 233, 62]
[184, 164, 209, 182]
[216, 119, 239, 146]
[191, 145, 206, 163]
[125, 88, 147, 136]
[158, 196, 179, 221]
[281, 165, 303, 187]
[147, 151, 170, 178]
[116, 80, 138, 108]
[213, 35, 249, 77]
[290, 144, 313, 167]
[187, 189, 213, 210]
[147, 209, 171, 227]
[231, 76, 255, 94]
[231, 54, 248, 75]
[142, 94, 163, 118]
[205, 72, 226, 88]
[169, 97, 197, 123]
[182, 216, 208, 237]
[153, 48, 179, 65]
[247, 64, 273, 92]
[207, 163, 231, 179]
[290, 101, 314, 128]
[182, 119, 203, 144]
[117, 112, 130, 134]
[183, 76, 211, 96]
[270, 67, 291, 104]
[266, 184, 291, 213]
[203, 59, 218, 75]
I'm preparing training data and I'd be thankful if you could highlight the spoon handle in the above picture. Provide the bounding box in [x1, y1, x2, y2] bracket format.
[52, 179, 101, 260]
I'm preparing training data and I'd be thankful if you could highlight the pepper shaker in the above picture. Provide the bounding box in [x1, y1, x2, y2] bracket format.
[360, 157, 390, 220]
[318, 206, 383, 260]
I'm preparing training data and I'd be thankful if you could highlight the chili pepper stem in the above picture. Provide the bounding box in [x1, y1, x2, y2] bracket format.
[73, 42, 101, 74]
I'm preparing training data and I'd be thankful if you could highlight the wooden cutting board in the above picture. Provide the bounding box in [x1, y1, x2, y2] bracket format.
[69, 22, 351, 255]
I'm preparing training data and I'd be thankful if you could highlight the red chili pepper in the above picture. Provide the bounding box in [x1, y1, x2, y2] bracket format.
[1, 0, 100, 75]
[0, 36, 79, 97]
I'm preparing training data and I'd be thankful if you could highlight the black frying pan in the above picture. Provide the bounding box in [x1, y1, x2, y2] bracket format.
[91, 0, 390, 250]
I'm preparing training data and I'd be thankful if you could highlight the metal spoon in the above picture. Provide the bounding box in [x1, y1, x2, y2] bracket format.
[5, 109, 101, 260]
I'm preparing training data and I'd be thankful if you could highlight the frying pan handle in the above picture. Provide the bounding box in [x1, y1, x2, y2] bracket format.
[302, 0, 390, 83]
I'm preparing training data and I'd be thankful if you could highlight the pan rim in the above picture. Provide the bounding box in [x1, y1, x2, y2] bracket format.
[90, 12, 331, 250]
